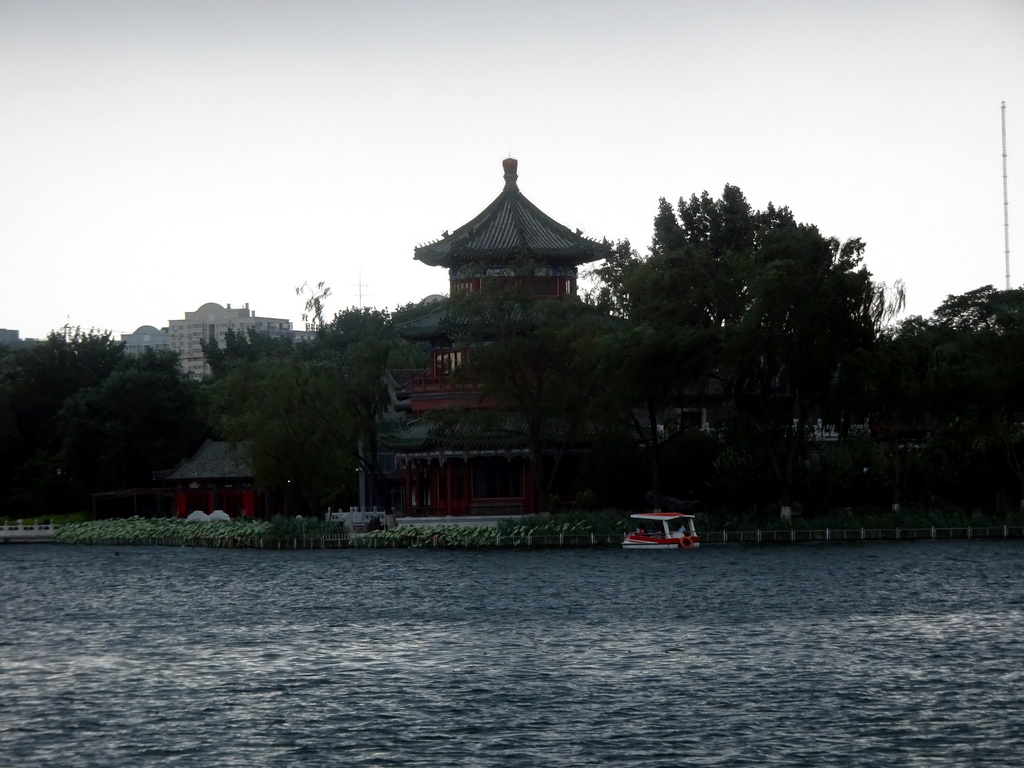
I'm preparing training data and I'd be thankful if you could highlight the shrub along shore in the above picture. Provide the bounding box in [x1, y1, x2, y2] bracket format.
[51, 515, 625, 548]
[45, 509, 1024, 548]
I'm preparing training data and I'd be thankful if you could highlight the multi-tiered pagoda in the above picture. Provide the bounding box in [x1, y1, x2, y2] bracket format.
[384, 158, 610, 520]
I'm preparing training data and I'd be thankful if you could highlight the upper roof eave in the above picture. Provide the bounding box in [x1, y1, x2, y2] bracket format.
[413, 159, 611, 269]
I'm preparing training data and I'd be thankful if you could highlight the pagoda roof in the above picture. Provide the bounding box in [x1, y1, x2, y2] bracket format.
[414, 158, 611, 269]
[380, 415, 531, 454]
[381, 411, 600, 455]
[394, 302, 449, 341]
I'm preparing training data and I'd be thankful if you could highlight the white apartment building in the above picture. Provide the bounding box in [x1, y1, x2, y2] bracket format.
[171, 302, 301, 378]
[122, 302, 312, 378]
[121, 325, 171, 356]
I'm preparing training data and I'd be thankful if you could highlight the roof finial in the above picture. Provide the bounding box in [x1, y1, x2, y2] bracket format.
[502, 157, 518, 189]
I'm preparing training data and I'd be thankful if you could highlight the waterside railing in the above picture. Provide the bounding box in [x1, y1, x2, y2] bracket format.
[702, 525, 1024, 543]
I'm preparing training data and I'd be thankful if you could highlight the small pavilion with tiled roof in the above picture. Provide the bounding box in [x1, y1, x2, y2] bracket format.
[164, 439, 268, 518]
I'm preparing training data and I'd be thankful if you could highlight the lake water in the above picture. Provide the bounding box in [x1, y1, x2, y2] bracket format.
[1, 541, 1023, 767]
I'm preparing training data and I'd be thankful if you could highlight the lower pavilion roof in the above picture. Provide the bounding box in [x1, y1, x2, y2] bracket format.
[165, 439, 253, 481]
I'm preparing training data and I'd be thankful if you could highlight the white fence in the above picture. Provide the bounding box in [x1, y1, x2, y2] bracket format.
[1, 522, 56, 542]
[324, 506, 385, 533]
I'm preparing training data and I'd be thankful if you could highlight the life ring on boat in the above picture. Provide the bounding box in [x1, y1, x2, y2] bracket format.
[679, 536, 694, 549]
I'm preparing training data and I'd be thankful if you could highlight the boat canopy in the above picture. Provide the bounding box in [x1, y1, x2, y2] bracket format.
[629, 512, 694, 521]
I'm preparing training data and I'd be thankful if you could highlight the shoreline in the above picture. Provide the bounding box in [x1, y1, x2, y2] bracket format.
[11, 522, 1023, 548]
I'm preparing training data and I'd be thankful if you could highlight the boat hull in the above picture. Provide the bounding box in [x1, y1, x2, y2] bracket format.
[621, 535, 700, 550]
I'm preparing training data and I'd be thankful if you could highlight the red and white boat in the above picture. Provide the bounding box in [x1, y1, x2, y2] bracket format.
[622, 512, 700, 550]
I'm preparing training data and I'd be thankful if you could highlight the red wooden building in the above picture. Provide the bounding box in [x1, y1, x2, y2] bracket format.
[164, 439, 269, 518]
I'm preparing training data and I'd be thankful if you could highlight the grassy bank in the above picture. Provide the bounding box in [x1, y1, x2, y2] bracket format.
[53, 516, 346, 546]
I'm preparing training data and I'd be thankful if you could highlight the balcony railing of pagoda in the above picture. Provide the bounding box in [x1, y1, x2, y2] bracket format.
[410, 374, 483, 394]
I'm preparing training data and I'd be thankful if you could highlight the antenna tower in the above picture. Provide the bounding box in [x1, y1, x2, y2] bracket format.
[1003, 101, 1010, 290]
[354, 270, 370, 308]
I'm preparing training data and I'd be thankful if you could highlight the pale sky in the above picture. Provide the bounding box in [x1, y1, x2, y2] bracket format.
[2, 0, 1022, 340]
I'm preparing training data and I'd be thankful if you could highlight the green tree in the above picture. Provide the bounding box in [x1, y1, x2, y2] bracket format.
[445, 287, 612, 515]
[838, 317, 935, 512]
[310, 305, 426, 514]
[0, 327, 125, 517]
[928, 286, 1024, 508]
[584, 239, 642, 318]
[202, 326, 296, 379]
[207, 351, 354, 514]
[204, 297, 428, 516]
[597, 186, 903, 518]
[57, 349, 206, 498]
[725, 225, 899, 518]
[591, 317, 716, 505]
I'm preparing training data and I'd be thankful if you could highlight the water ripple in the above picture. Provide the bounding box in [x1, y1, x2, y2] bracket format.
[2, 542, 1023, 766]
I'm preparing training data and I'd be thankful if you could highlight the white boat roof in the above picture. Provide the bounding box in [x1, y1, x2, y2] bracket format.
[630, 512, 694, 521]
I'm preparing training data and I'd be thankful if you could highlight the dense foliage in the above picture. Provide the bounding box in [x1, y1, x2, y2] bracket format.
[0, 328, 205, 519]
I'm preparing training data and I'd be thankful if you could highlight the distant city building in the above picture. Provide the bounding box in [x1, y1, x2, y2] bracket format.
[0, 329, 37, 348]
[169, 302, 312, 378]
[121, 325, 171, 356]
[120, 303, 313, 378]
